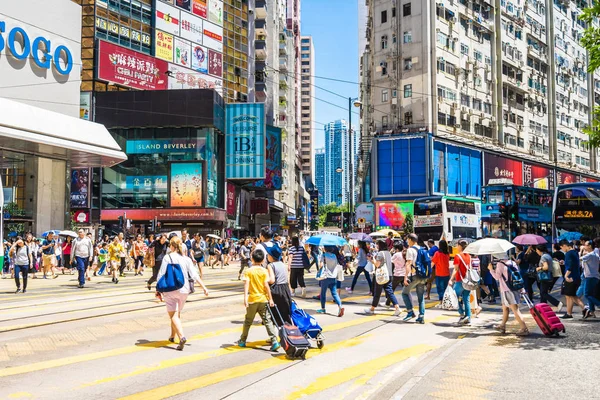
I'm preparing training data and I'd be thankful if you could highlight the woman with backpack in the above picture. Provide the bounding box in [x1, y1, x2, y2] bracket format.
[431, 240, 451, 307]
[449, 240, 474, 325]
[487, 253, 529, 336]
[288, 236, 308, 298]
[364, 240, 402, 316]
[317, 246, 345, 317]
[156, 236, 209, 350]
[535, 244, 562, 310]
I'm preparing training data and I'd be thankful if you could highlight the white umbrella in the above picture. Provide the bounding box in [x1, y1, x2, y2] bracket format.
[59, 230, 78, 238]
[463, 238, 514, 255]
[207, 234, 221, 240]
[167, 230, 182, 238]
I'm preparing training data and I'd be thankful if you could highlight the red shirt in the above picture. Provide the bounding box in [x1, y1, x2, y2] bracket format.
[453, 253, 471, 282]
[432, 252, 450, 277]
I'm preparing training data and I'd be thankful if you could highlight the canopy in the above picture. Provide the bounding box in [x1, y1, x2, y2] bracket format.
[0, 97, 127, 167]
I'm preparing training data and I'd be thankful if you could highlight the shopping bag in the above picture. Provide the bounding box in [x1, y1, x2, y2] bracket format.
[441, 285, 459, 310]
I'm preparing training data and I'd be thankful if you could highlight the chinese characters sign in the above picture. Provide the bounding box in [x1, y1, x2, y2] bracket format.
[166, 63, 223, 94]
[97, 40, 168, 90]
[556, 171, 579, 185]
[208, 49, 222, 77]
[225, 103, 266, 180]
[169, 162, 205, 207]
[523, 163, 554, 190]
[155, 30, 174, 61]
[484, 153, 523, 186]
[376, 202, 414, 229]
[125, 176, 168, 190]
[562, 210, 594, 219]
[70, 169, 90, 208]
[226, 183, 237, 215]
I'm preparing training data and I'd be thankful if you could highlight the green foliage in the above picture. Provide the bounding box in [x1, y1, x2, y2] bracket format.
[581, 4, 600, 145]
[318, 202, 349, 227]
[402, 212, 414, 234]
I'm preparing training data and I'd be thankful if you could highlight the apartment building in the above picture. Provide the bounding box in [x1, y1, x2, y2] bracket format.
[300, 36, 316, 178]
[363, 0, 600, 216]
[315, 148, 326, 203]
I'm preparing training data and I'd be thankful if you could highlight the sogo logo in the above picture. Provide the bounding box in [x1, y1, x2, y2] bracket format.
[0, 21, 74, 75]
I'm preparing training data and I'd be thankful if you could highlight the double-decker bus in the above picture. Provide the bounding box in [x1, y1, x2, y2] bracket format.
[553, 183, 600, 240]
[482, 184, 553, 239]
[413, 196, 482, 242]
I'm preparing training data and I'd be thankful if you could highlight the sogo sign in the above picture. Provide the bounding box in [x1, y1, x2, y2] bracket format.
[0, 21, 74, 75]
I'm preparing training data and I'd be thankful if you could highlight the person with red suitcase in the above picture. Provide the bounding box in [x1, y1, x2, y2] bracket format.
[487, 253, 529, 336]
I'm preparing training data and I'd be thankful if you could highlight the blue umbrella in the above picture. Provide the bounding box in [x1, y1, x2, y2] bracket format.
[558, 231, 583, 241]
[305, 234, 348, 247]
[41, 230, 58, 238]
[349, 232, 372, 242]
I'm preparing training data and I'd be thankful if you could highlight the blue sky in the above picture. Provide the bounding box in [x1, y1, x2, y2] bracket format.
[301, 0, 359, 150]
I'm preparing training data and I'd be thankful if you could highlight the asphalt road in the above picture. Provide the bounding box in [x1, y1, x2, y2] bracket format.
[0, 262, 597, 400]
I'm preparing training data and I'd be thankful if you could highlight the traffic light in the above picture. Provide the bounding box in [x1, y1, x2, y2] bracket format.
[118, 215, 124, 229]
[498, 203, 509, 220]
[149, 219, 155, 232]
[509, 203, 519, 222]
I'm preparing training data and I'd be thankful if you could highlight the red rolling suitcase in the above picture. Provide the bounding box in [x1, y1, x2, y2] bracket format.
[524, 295, 565, 337]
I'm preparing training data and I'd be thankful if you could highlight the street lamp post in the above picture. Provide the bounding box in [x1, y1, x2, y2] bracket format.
[348, 97, 362, 233]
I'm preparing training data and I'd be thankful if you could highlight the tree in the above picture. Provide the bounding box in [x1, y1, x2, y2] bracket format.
[581, 5, 600, 146]
[317, 202, 349, 228]
[402, 212, 414, 234]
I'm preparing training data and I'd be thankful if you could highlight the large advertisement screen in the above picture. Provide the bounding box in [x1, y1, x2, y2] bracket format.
[251, 125, 282, 189]
[70, 169, 90, 208]
[523, 163, 554, 190]
[225, 103, 266, 180]
[483, 153, 523, 186]
[168, 162, 205, 207]
[97, 40, 168, 90]
[376, 202, 414, 229]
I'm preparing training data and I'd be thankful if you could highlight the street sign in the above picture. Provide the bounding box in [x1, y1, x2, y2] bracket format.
[358, 223, 366, 229]
[357, 218, 366, 224]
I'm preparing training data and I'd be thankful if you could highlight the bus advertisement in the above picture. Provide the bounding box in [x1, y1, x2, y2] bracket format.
[413, 196, 481, 242]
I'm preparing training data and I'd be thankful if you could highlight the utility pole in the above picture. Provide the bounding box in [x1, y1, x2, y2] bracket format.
[348, 97, 353, 232]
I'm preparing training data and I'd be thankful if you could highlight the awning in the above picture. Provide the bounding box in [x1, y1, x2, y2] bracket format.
[0, 97, 127, 167]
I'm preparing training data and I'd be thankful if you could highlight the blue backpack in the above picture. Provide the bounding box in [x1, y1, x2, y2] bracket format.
[413, 246, 432, 279]
[156, 255, 185, 293]
[503, 261, 524, 291]
[290, 301, 322, 336]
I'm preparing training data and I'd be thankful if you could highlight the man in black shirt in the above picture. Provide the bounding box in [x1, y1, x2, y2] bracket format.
[147, 234, 168, 290]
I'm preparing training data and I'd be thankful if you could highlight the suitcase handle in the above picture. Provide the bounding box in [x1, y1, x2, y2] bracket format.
[522, 293, 534, 309]
[267, 302, 285, 329]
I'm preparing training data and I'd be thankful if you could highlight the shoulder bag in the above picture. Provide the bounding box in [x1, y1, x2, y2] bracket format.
[457, 254, 480, 291]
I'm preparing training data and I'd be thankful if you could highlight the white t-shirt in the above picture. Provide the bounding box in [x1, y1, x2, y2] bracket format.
[405, 246, 418, 276]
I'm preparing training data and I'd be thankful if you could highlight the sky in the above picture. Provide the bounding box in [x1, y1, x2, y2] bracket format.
[301, 0, 360, 150]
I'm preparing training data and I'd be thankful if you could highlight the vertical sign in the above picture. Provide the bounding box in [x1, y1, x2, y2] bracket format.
[70, 169, 90, 208]
[226, 182, 237, 215]
[80, 92, 92, 120]
[251, 125, 282, 189]
[168, 162, 205, 207]
[225, 103, 266, 180]
[309, 189, 319, 230]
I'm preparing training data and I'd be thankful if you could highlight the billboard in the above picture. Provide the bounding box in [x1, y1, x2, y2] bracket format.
[126, 139, 205, 154]
[180, 11, 204, 44]
[202, 19, 223, 52]
[556, 170, 579, 185]
[483, 153, 523, 186]
[175, 0, 192, 12]
[226, 182, 237, 215]
[97, 40, 168, 90]
[208, 0, 223, 25]
[251, 125, 282, 189]
[167, 63, 223, 94]
[102, 208, 225, 221]
[225, 103, 266, 180]
[168, 162, 206, 207]
[192, 0, 207, 18]
[376, 202, 414, 229]
[355, 203, 375, 224]
[191, 43, 208, 74]
[208, 49, 223, 77]
[155, 30, 174, 61]
[80, 92, 92, 121]
[70, 169, 90, 208]
[309, 189, 319, 230]
[125, 176, 168, 190]
[155, 1, 180, 36]
[174, 37, 192, 67]
[523, 163, 554, 190]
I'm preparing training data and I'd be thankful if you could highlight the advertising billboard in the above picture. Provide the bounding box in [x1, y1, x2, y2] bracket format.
[556, 170, 579, 185]
[166, 63, 223, 94]
[251, 125, 282, 189]
[97, 40, 168, 90]
[356, 203, 375, 224]
[208, 49, 223, 77]
[523, 163, 554, 190]
[155, 30, 174, 61]
[174, 37, 192, 67]
[80, 92, 92, 121]
[309, 189, 319, 230]
[70, 169, 90, 208]
[125, 176, 168, 190]
[191, 43, 208, 74]
[483, 153, 523, 186]
[126, 139, 205, 154]
[175, 0, 192, 12]
[208, 0, 223, 25]
[202, 19, 223, 52]
[180, 11, 204, 44]
[102, 208, 226, 222]
[226, 182, 237, 215]
[168, 162, 205, 207]
[225, 103, 266, 180]
[192, 0, 207, 18]
[155, 1, 181, 36]
[376, 202, 414, 229]
[376, 136, 427, 196]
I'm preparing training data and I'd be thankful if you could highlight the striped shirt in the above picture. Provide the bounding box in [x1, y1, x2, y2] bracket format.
[289, 246, 306, 269]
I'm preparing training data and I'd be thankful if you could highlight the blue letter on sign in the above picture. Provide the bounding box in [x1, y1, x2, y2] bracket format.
[8, 27, 30, 60]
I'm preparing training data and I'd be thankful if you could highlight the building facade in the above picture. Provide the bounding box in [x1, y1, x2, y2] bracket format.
[300, 36, 315, 178]
[324, 120, 353, 205]
[314, 148, 325, 203]
[363, 0, 600, 226]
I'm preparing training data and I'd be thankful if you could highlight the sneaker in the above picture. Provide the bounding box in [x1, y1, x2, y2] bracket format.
[345, 287, 353, 294]
[560, 313, 573, 319]
[22, 289, 26, 293]
[457, 316, 466, 325]
[77, 284, 84, 289]
[403, 312, 416, 321]
[555, 302, 564, 314]
[363, 308, 375, 315]
[368, 292, 373, 296]
[393, 308, 402, 317]
[301, 288, 306, 298]
[462, 318, 471, 325]
[415, 316, 424, 324]
[15, 288, 21, 294]
[338, 307, 345, 317]
[291, 291, 296, 297]
[236, 340, 246, 348]
[434, 303, 442, 308]
[583, 308, 592, 320]
[316, 309, 326, 314]
[270, 342, 281, 352]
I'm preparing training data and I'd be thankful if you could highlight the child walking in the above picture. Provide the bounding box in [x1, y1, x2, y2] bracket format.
[237, 250, 281, 352]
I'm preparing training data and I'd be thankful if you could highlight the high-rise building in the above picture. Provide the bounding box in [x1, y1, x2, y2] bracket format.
[300, 36, 315, 178]
[324, 120, 353, 206]
[314, 148, 325, 203]
[363, 0, 600, 220]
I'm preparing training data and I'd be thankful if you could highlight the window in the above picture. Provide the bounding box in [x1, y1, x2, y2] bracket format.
[461, 93, 470, 107]
[381, 35, 388, 49]
[302, 61, 309, 65]
[382, 89, 389, 102]
[392, 7, 396, 17]
[473, 98, 482, 111]
[403, 3, 411, 16]
[392, 33, 397, 43]
[403, 31, 412, 43]
[404, 57, 412, 70]
[474, 50, 482, 62]
[301, 54, 309, 58]
[381, 10, 388, 23]
[382, 115, 389, 128]
[404, 111, 413, 124]
[404, 84, 412, 98]
[460, 43, 469, 55]
[301, 91, 310, 96]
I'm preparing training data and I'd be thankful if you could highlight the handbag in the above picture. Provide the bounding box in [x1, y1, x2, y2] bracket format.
[551, 260, 562, 278]
[375, 265, 390, 285]
[537, 269, 553, 283]
[457, 254, 480, 291]
[364, 261, 374, 273]
[441, 285, 459, 310]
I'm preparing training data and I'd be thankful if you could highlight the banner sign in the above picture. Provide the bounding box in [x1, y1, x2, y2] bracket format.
[202, 19, 223, 52]
[174, 37, 192, 67]
[523, 163, 554, 190]
[80, 92, 92, 121]
[155, 1, 180, 35]
[208, 49, 223, 77]
[191, 44, 208, 74]
[251, 125, 282, 189]
[225, 103, 266, 180]
[309, 189, 319, 230]
[97, 40, 168, 90]
[168, 162, 206, 207]
[376, 202, 414, 229]
[155, 30, 174, 61]
[226, 182, 237, 215]
[167, 62, 223, 94]
[126, 139, 204, 154]
[180, 11, 204, 44]
[556, 171, 579, 185]
[250, 199, 269, 215]
[101, 208, 226, 221]
[192, 0, 207, 18]
[484, 153, 523, 186]
[125, 176, 168, 190]
[70, 169, 90, 208]
[355, 203, 375, 224]
[208, 0, 223, 26]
